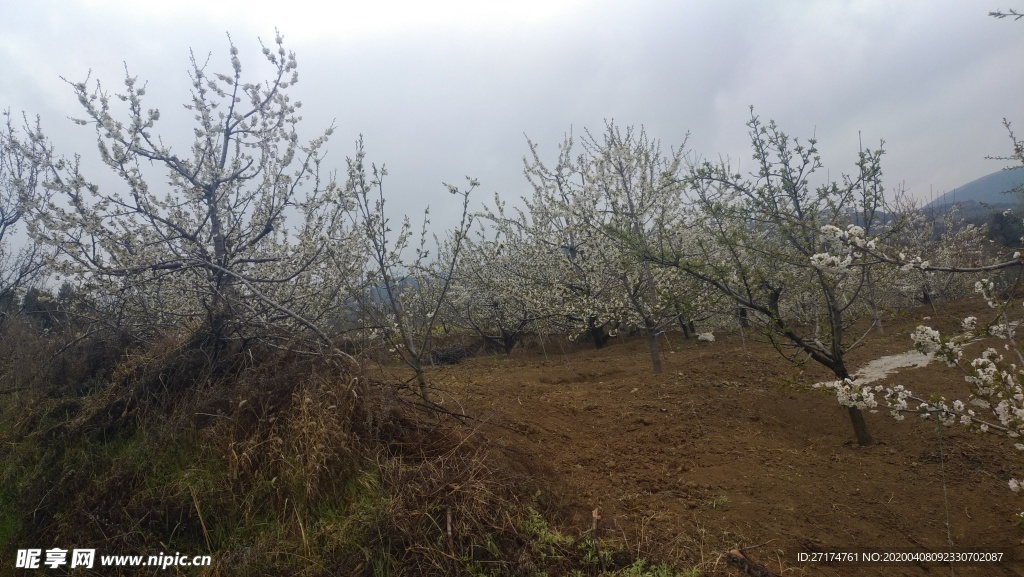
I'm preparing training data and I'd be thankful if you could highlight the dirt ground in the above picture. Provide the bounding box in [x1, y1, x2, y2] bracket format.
[406, 300, 1024, 576]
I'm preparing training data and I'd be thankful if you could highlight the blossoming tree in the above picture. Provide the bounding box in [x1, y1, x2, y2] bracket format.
[30, 33, 348, 350]
[818, 122, 1024, 475]
[649, 110, 892, 445]
[445, 209, 562, 354]
[518, 123, 690, 373]
[343, 138, 477, 403]
[0, 111, 51, 315]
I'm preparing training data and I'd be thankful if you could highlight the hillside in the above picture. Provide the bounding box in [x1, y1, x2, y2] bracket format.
[923, 167, 1024, 219]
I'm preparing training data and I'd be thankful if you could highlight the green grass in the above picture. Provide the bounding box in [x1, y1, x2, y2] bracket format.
[706, 495, 730, 510]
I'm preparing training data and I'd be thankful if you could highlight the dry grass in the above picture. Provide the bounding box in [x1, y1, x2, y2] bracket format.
[0, 319, 699, 576]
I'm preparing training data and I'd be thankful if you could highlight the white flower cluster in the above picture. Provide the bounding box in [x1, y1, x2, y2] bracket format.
[819, 224, 843, 239]
[966, 349, 1004, 394]
[820, 223, 877, 249]
[910, 325, 942, 355]
[814, 378, 879, 411]
[810, 252, 852, 271]
[874, 382, 978, 426]
[880, 314, 1024, 499]
[898, 256, 930, 272]
[993, 396, 1024, 435]
[881, 385, 911, 421]
[917, 398, 968, 427]
[812, 224, 880, 273]
[910, 325, 965, 367]
[975, 279, 998, 308]
[989, 323, 1012, 339]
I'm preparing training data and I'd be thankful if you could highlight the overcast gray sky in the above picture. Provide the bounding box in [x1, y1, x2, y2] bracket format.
[2, 0, 1022, 232]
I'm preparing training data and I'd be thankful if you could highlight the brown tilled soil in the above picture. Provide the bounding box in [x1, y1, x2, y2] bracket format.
[388, 299, 1024, 576]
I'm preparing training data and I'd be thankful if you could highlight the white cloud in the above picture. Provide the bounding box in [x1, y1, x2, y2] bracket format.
[1, 0, 1021, 233]
[79, 0, 590, 43]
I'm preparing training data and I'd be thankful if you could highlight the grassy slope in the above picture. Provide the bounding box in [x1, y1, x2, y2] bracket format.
[0, 320, 691, 577]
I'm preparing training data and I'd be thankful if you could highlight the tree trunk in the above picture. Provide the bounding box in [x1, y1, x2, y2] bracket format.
[836, 365, 875, 447]
[645, 327, 662, 374]
[415, 367, 430, 403]
[502, 332, 518, 355]
[641, 262, 662, 374]
[588, 321, 610, 349]
[679, 315, 694, 339]
[737, 307, 750, 328]
[847, 406, 875, 446]
[865, 268, 884, 335]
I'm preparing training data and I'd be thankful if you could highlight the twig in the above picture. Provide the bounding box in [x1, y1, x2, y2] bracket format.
[935, 418, 956, 577]
[556, 339, 577, 377]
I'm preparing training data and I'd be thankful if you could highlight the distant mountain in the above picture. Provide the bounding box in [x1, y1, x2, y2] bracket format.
[923, 167, 1024, 218]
